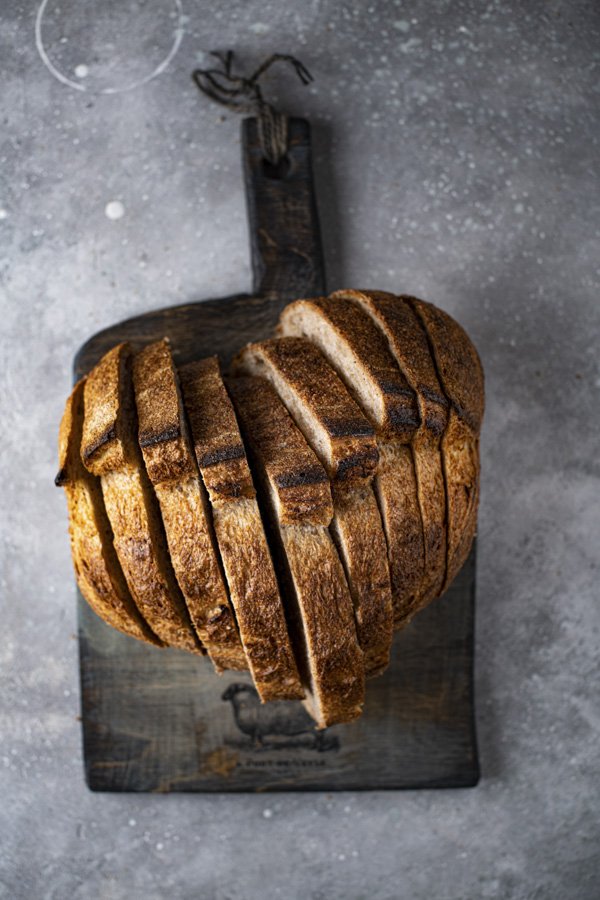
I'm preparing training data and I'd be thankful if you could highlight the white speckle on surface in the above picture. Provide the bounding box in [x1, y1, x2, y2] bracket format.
[74, 64, 88, 78]
[156, 842, 163, 851]
[262, 809, 273, 818]
[249, 21, 270, 34]
[514, 202, 525, 214]
[0, 209, 7, 220]
[128, 818, 136, 827]
[393, 19, 410, 32]
[105, 200, 125, 221]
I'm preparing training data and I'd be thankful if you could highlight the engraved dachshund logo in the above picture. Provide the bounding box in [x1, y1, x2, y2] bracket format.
[222, 683, 339, 752]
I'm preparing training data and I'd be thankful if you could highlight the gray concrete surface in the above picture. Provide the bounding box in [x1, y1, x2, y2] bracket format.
[1, 0, 599, 897]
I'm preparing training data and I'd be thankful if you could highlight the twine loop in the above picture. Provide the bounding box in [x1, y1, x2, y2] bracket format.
[192, 51, 313, 164]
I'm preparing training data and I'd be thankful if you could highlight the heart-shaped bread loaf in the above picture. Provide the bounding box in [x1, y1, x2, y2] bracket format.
[57, 291, 484, 727]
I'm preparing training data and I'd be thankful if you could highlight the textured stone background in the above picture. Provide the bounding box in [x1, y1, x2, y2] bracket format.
[1, 1, 599, 897]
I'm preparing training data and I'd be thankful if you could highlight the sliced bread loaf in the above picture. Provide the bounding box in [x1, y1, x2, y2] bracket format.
[228, 374, 365, 727]
[132, 340, 246, 672]
[333, 289, 448, 620]
[407, 297, 484, 590]
[81, 343, 201, 654]
[233, 337, 393, 677]
[278, 297, 424, 625]
[179, 357, 304, 702]
[56, 379, 161, 646]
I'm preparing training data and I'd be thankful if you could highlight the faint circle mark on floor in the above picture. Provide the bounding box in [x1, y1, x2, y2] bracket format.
[35, 0, 185, 94]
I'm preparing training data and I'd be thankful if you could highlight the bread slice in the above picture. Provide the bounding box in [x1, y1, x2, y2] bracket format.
[233, 337, 393, 677]
[278, 297, 424, 625]
[227, 375, 365, 727]
[233, 338, 379, 486]
[179, 357, 304, 702]
[333, 289, 449, 620]
[81, 342, 201, 654]
[56, 379, 161, 646]
[407, 297, 484, 590]
[131, 340, 246, 672]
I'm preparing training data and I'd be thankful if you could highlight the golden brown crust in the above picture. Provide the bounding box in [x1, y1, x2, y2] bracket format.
[179, 358, 255, 504]
[81, 343, 134, 475]
[100, 468, 201, 654]
[407, 296, 484, 433]
[131, 340, 246, 671]
[281, 524, 365, 727]
[234, 337, 392, 678]
[333, 291, 448, 436]
[330, 484, 393, 677]
[132, 340, 197, 485]
[82, 343, 202, 654]
[58, 380, 162, 646]
[181, 358, 303, 700]
[229, 376, 365, 726]
[407, 297, 484, 592]
[278, 296, 419, 440]
[233, 338, 379, 486]
[227, 376, 333, 528]
[212, 499, 304, 701]
[153, 477, 247, 671]
[335, 290, 448, 617]
[375, 442, 425, 625]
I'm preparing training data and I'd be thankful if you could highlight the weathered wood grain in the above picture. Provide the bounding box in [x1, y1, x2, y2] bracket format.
[74, 117, 479, 791]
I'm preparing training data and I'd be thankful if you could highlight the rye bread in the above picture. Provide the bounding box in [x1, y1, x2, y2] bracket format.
[278, 297, 425, 625]
[81, 342, 201, 654]
[228, 375, 365, 727]
[334, 289, 449, 620]
[179, 357, 304, 702]
[407, 297, 484, 590]
[132, 340, 246, 672]
[233, 338, 393, 677]
[56, 379, 161, 646]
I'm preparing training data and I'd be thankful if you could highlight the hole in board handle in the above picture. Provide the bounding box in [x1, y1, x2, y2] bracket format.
[262, 155, 292, 180]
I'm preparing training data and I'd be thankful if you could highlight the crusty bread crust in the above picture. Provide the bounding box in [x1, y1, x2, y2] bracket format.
[226, 376, 333, 528]
[132, 340, 246, 672]
[132, 339, 197, 485]
[278, 299, 424, 625]
[234, 338, 392, 677]
[80, 343, 133, 475]
[375, 442, 425, 624]
[228, 375, 365, 727]
[181, 359, 304, 701]
[179, 358, 254, 504]
[278, 297, 419, 440]
[407, 297, 484, 591]
[233, 338, 379, 487]
[82, 343, 201, 654]
[280, 522, 366, 727]
[334, 290, 448, 619]
[57, 380, 161, 646]
[330, 484, 393, 677]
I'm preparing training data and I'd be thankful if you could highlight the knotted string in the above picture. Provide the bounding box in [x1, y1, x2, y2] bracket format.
[192, 51, 313, 165]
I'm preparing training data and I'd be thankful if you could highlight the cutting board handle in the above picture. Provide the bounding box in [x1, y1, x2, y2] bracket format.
[242, 117, 326, 300]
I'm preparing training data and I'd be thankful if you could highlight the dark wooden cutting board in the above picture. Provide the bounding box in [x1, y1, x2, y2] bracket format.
[73, 119, 479, 791]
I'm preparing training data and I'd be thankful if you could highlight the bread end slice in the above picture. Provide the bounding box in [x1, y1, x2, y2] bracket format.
[57, 380, 162, 647]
